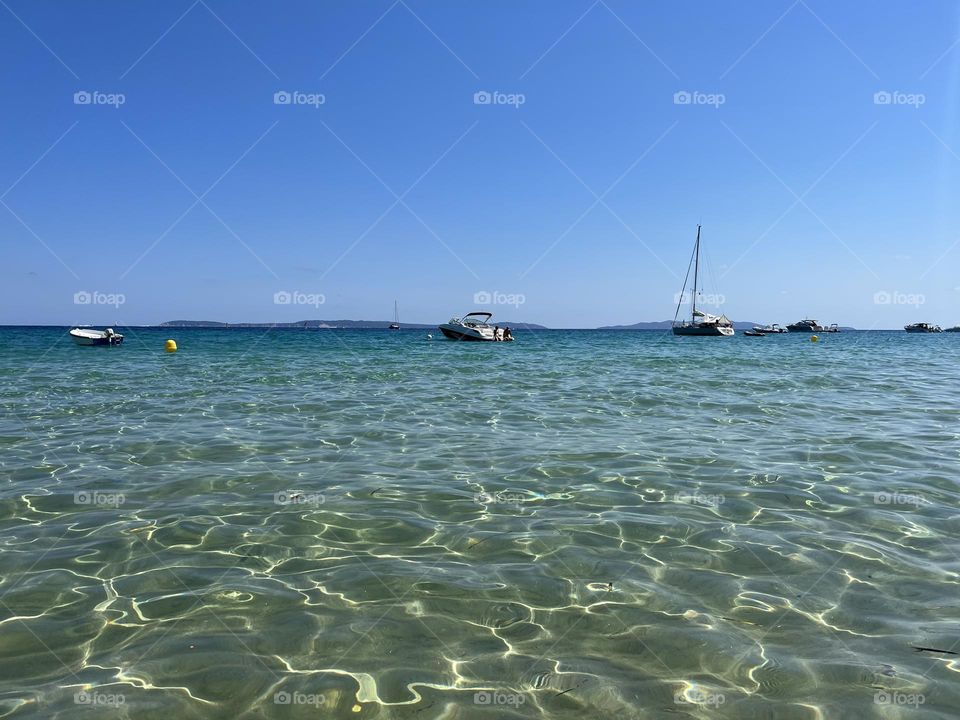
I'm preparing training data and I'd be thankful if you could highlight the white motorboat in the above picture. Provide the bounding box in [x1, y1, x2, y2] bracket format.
[672, 225, 734, 337]
[70, 327, 124, 346]
[438, 312, 513, 342]
[905, 322, 942, 333]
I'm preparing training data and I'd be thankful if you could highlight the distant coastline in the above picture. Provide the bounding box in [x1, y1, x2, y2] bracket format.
[159, 319, 858, 331]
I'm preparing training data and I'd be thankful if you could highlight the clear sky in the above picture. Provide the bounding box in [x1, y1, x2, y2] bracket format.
[2, 0, 959, 328]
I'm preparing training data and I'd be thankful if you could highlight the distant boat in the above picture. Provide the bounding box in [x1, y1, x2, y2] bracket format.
[671, 225, 734, 336]
[787, 319, 824, 333]
[753, 324, 786, 334]
[905, 322, 942, 333]
[825, 323, 840, 333]
[389, 301, 400, 330]
[743, 329, 766, 336]
[70, 327, 123, 346]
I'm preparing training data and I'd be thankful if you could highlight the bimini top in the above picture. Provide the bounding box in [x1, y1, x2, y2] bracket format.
[463, 312, 493, 321]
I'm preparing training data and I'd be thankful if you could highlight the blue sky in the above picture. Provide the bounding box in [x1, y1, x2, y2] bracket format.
[2, 0, 960, 328]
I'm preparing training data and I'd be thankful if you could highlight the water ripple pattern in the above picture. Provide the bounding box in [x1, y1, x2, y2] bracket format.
[0, 327, 958, 718]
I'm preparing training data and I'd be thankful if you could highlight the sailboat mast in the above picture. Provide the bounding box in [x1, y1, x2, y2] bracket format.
[692, 225, 701, 320]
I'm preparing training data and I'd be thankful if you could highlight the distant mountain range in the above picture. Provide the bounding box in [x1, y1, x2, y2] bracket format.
[159, 319, 548, 330]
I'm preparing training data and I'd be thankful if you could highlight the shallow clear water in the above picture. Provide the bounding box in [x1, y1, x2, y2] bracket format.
[1, 327, 959, 718]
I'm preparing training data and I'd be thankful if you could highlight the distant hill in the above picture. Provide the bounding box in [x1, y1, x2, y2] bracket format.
[159, 319, 548, 330]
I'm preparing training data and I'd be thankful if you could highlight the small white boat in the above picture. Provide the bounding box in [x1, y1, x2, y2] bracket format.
[438, 312, 513, 342]
[754, 324, 786, 334]
[70, 327, 123, 346]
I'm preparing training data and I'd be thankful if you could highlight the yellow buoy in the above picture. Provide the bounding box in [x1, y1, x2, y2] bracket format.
[165, 339, 177, 353]
[810, 335, 818, 342]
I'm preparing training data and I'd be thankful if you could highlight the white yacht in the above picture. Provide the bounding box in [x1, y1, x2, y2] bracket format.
[438, 312, 513, 342]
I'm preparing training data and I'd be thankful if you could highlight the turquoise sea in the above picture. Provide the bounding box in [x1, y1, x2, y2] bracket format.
[1, 326, 959, 719]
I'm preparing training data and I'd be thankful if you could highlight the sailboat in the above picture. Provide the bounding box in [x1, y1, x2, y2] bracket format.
[389, 301, 400, 330]
[672, 225, 734, 336]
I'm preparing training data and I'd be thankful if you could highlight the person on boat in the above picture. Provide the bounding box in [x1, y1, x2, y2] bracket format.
[503, 327, 513, 341]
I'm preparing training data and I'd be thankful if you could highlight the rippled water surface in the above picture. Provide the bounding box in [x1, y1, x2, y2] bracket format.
[1, 327, 959, 719]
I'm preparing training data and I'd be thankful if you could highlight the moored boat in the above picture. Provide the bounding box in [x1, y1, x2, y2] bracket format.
[671, 225, 734, 337]
[905, 322, 942, 333]
[439, 312, 513, 341]
[786, 319, 824, 333]
[753, 324, 786, 334]
[743, 329, 765, 336]
[389, 300, 400, 330]
[70, 327, 124, 346]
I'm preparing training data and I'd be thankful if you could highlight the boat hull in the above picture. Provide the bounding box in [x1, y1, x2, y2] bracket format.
[70, 329, 123, 346]
[439, 325, 490, 341]
[672, 324, 734, 336]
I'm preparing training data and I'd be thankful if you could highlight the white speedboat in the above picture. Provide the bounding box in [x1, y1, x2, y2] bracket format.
[70, 327, 124, 346]
[438, 312, 513, 341]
